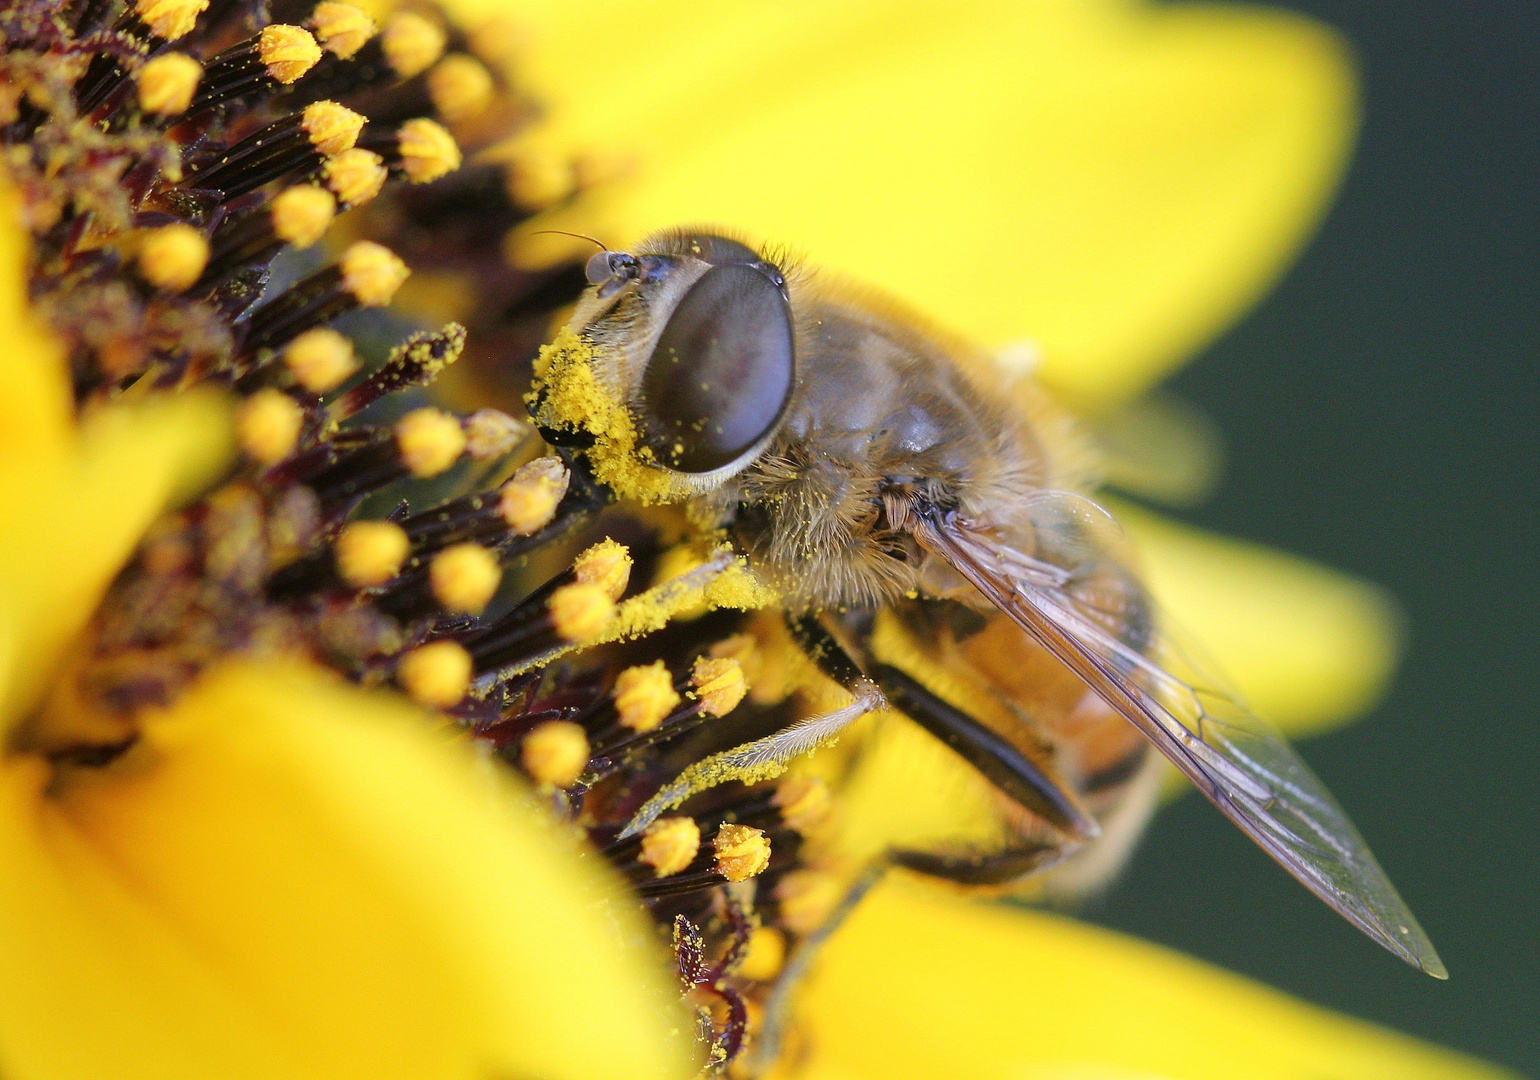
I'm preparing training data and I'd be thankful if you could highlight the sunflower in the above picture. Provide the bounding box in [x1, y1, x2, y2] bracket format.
[0, 1, 1510, 1078]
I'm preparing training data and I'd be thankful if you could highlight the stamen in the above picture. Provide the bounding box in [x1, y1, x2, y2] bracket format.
[335, 519, 410, 587]
[328, 323, 466, 423]
[691, 656, 747, 718]
[136, 52, 202, 115]
[429, 542, 501, 615]
[237, 240, 406, 357]
[380, 11, 447, 80]
[462, 409, 529, 460]
[639, 817, 701, 878]
[772, 776, 833, 834]
[183, 100, 364, 197]
[199, 184, 336, 291]
[257, 23, 323, 85]
[237, 388, 304, 464]
[713, 824, 771, 883]
[773, 870, 844, 935]
[303, 100, 367, 156]
[397, 639, 473, 708]
[270, 184, 337, 247]
[187, 26, 321, 117]
[613, 661, 680, 733]
[283, 327, 356, 392]
[426, 54, 494, 124]
[310, 1, 376, 60]
[521, 719, 589, 787]
[322, 147, 388, 207]
[498, 456, 570, 534]
[573, 537, 632, 601]
[138, 223, 209, 292]
[390, 118, 462, 183]
[137, 0, 208, 41]
[394, 407, 465, 478]
[547, 582, 616, 643]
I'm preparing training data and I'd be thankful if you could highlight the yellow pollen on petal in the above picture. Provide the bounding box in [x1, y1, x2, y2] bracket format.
[772, 776, 833, 835]
[236, 388, 304, 465]
[397, 639, 472, 709]
[462, 408, 528, 460]
[309, 1, 375, 60]
[323, 148, 388, 207]
[136, 51, 201, 114]
[427, 53, 494, 124]
[521, 720, 589, 787]
[498, 455, 568, 533]
[135, 0, 207, 41]
[269, 184, 336, 248]
[257, 24, 321, 84]
[283, 327, 357, 392]
[429, 542, 502, 615]
[613, 661, 679, 733]
[639, 817, 700, 878]
[335, 519, 410, 587]
[712, 823, 770, 883]
[138, 223, 208, 292]
[396, 117, 462, 184]
[691, 656, 746, 718]
[301, 99, 366, 157]
[737, 926, 786, 982]
[547, 582, 615, 644]
[381, 11, 446, 79]
[573, 538, 632, 601]
[394, 407, 465, 477]
[340, 239, 409, 305]
[774, 870, 845, 936]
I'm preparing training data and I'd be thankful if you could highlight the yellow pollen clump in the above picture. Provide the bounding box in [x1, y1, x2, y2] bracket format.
[138, 223, 208, 292]
[639, 817, 700, 878]
[397, 640, 472, 709]
[429, 543, 501, 615]
[573, 538, 632, 601]
[135, 0, 208, 41]
[269, 185, 336, 248]
[340, 239, 409, 305]
[324, 148, 388, 208]
[712, 824, 770, 883]
[257, 24, 321, 84]
[497, 456, 568, 533]
[301, 99, 365, 157]
[691, 656, 746, 718]
[236, 388, 304, 465]
[613, 661, 679, 733]
[774, 871, 845, 936]
[463, 408, 527, 460]
[310, 1, 375, 59]
[335, 520, 410, 587]
[504, 150, 573, 211]
[136, 52, 201, 114]
[521, 720, 589, 787]
[283, 326, 356, 392]
[772, 776, 833, 834]
[426, 53, 494, 123]
[381, 11, 446, 78]
[394, 407, 465, 477]
[737, 926, 786, 982]
[395, 118, 462, 184]
[546, 582, 615, 644]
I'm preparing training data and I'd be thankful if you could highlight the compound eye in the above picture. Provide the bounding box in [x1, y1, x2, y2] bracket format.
[640, 263, 794, 473]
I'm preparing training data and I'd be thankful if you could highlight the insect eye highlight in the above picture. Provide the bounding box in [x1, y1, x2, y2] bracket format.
[639, 262, 794, 474]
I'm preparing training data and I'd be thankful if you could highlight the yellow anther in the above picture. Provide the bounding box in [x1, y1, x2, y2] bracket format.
[691, 656, 746, 718]
[135, 0, 207, 41]
[772, 776, 833, 834]
[397, 640, 472, 709]
[283, 326, 356, 392]
[708, 632, 763, 686]
[257, 24, 321, 84]
[613, 661, 679, 733]
[573, 538, 632, 601]
[497, 456, 568, 533]
[737, 926, 786, 982]
[462, 408, 527, 460]
[138, 223, 207, 292]
[774, 871, 844, 936]
[427, 53, 493, 123]
[309, 1, 375, 60]
[394, 407, 465, 478]
[546, 582, 615, 644]
[639, 816, 700, 878]
[236, 388, 304, 465]
[269, 185, 336, 248]
[395, 117, 462, 184]
[340, 239, 408, 305]
[521, 720, 589, 787]
[136, 52, 201, 114]
[504, 151, 573, 211]
[324, 148, 388, 208]
[335, 519, 410, 587]
[301, 99, 365, 157]
[712, 823, 770, 883]
[381, 11, 445, 79]
[429, 542, 501, 615]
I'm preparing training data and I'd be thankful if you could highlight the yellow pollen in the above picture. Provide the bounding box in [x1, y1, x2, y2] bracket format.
[691, 656, 746, 718]
[138, 223, 207, 292]
[335, 520, 410, 587]
[712, 824, 770, 883]
[639, 817, 700, 878]
[236, 389, 304, 465]
[340, 239, 409, 305]
[397, 640, 472, 709]
[504, 151, 573, 211]
[269, 185, 336, 248]
[737, 926, 786, 982]
[546, 582, 615, 643]
[429, 542, 501, 615]
[772, 776, 833, 834]
[774, 871, 845, 936]
[309, 1, 376, 59]
[136, 52, 201, 114]
[426, 54, 494, 123]
[301, 100, 365, 157]
[462, 408, 527, 460]
[709, 632, 763, 687]
[323, 148, 388, 208]
[394, 407, 465, 477]
[521, 720, 589, 787]
[257, 24, 321, 84]
[613, 661, 679, 733]
[573, 538, 632, 601]
[283, 327, 356, 392]
[135, 0, 207, 41]
[497, 456, 568, 533]
[395, 117, 462, 184]
[381, 11, 446, 79]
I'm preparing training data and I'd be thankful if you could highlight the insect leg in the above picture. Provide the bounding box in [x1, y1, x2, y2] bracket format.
[887, 843, 1070, 886]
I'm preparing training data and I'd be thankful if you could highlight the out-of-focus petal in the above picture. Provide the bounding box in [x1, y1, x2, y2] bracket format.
[784, 876, 1513, 1080]
[493, 0, 1355, 407]
[0, 659, 688, 1080]
[0, 185, 71, 460]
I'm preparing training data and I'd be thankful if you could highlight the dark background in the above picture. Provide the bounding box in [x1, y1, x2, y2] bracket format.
[1090, 1, 1539, 1074]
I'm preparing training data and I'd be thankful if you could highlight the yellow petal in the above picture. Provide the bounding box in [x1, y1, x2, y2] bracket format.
[0, 659, 688, 1080]
[786, 876, 1511, 1080]
[1114, 500, 1401, 739]
[0, 183, 71, 460]
[495, 0, 1354, 407]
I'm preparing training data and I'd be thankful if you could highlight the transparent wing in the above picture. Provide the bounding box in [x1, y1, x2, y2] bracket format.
[907, 505, 1446, 978]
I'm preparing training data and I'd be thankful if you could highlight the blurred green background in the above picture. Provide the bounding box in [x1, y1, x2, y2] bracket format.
[1088, 2, 1538, 1074]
